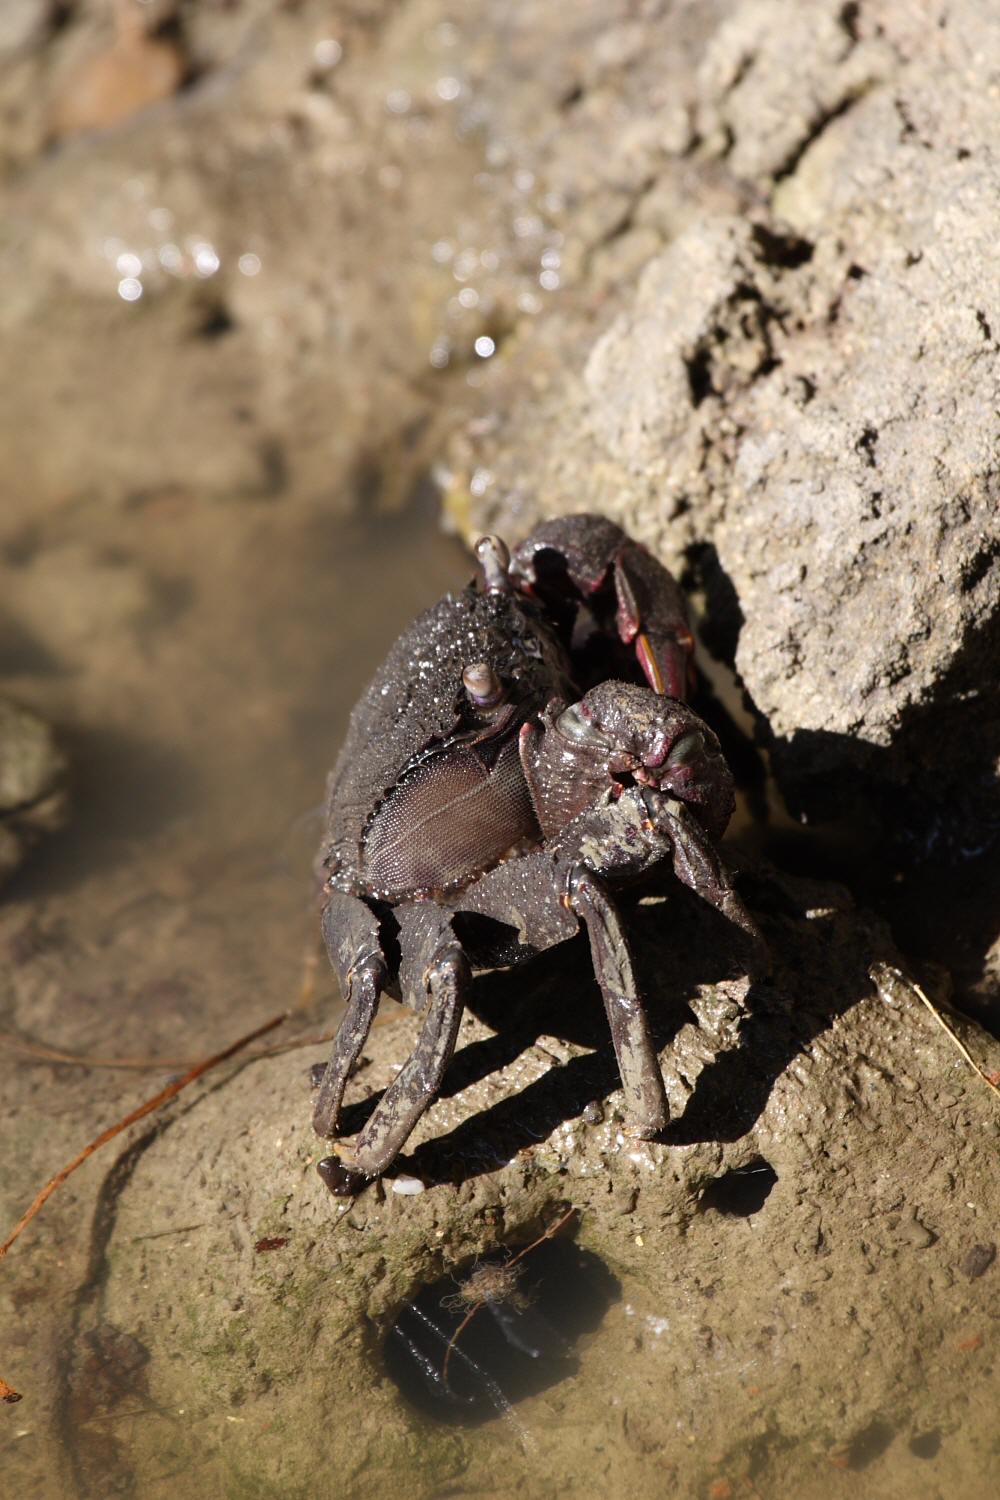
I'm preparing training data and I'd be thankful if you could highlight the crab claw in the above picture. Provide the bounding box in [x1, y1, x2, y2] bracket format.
[510, 514, 694, 699]
[611, 544, 694, 700]
[575, 680, 734, 841]
[522, 680, 734, 844]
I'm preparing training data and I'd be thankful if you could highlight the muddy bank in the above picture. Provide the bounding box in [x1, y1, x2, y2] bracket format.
[36, 867, 1000, 1499]
[2, 3, 999, 1498]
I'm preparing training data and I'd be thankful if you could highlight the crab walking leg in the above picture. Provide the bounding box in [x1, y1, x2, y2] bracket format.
[313, 890, 388, 1137]
[567, 868, 669, 1137]
[352, 906, 470, 1177]
[647, 793, 769, 976]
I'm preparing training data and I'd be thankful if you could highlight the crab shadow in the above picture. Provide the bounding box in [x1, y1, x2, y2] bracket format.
[338, 865, 875, 1188]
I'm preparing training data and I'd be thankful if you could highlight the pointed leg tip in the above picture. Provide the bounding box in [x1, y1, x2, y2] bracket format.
[311, 1095, 340, 1139]
[317, 1156, 369, 1197]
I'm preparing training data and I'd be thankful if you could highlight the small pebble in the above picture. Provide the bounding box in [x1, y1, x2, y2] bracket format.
[960, 1242, 996, 1280]
[391, 1176, 425, 1196]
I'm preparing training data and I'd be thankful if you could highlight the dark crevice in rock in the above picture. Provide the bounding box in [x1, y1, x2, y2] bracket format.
[750, 223, 815, 268]
[771, 87, 872, 183]
[685, 343, 715, 406]
[838, 2, 862, 45]
[856, 424, 878, 466]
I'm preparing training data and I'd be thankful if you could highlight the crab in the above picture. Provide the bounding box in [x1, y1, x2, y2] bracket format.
[312, 514, 762, 1194]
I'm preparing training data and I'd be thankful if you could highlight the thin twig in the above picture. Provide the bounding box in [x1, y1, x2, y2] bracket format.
[870, 962, 1000, 1101]
[0, 1011, 286, 1260]
[441, 1206, 576, 1391]
[0, 1003, 401, 1073]
[0, 1025, 329, 1072]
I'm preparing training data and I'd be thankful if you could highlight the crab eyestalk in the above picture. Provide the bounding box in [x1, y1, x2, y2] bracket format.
[462, 661, 506, 709]
[475, 534, 512, 593]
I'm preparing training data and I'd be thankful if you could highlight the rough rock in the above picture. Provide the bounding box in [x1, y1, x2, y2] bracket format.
[0, 699, 66, 888]
[450, 0, 1000, 847]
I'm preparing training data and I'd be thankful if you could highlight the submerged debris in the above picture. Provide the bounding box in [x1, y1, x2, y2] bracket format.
[383, 1225, 617, 1426]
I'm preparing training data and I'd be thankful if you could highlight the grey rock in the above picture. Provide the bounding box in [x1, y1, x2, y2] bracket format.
[0, 698, 66, 888]
[455, 0, 1000, 848]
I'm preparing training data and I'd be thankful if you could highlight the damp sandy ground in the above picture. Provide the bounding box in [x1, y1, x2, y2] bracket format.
[3, 4, 1000, 1498]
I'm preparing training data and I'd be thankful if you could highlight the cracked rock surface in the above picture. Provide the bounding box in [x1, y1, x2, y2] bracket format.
[450, 0, 1000, 845]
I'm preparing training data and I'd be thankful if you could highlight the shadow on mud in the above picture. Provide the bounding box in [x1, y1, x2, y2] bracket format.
[338, 863, 886, 1188]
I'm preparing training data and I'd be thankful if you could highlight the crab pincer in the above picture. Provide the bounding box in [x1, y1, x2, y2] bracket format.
[510, 515, 695, 700]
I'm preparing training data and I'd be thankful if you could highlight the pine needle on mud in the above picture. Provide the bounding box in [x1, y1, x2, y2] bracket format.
[870, 961, 1000, 1101]
[0, 1011, 286, 1260]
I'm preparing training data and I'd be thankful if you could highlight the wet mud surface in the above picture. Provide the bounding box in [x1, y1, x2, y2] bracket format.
[2, 3, 999, 1498]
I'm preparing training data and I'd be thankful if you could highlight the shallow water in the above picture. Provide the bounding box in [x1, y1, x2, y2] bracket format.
[0, 489, 471, 1488]
[3, 8, 999, 1499]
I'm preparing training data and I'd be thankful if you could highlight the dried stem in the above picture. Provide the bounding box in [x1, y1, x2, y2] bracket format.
[0, 1011, 286, 1260]
[441, 1206, 576, 1391]
[0, 1024, 330, 1073]
[0, 1000, 401, 1073]
[870, 962, 1000, 1101]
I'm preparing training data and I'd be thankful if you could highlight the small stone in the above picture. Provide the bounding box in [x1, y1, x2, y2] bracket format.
[390, 1176, 425, 1196]
[0, 698, 67, 889]
[960, 1243, 996, 1280]
[896, 1214, 936, 1249]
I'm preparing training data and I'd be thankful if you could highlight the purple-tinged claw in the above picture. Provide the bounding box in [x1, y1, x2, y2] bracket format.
[612, 547, 694, 699]
[510, 514, 694, 700]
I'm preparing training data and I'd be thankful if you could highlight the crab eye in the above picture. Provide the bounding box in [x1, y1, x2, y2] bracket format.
[556, 704, 611, 747]
[665, 730, 704, 767]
